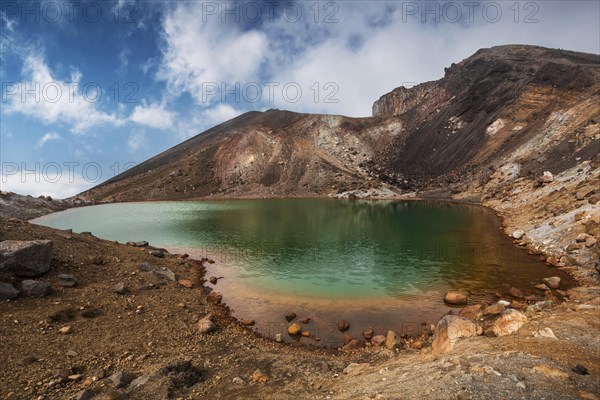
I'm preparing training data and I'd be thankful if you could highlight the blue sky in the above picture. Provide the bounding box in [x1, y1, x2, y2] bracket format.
[1, 0, 599, 198]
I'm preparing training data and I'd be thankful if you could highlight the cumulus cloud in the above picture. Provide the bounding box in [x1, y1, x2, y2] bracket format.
[202, 104, 242, 126]
[155, 1, 600, 117]
[129, 102, 176, 129]
[36, 131, 62, 148]
[3, 50, 125, 133]
[127, 131, 147, 152]
[156, 2, 269, 105]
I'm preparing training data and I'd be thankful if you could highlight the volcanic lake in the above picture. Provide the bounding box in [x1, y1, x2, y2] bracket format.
[33, 199, 572, 346]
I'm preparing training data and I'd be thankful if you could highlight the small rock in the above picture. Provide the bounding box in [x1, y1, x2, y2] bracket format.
[74, 389, 95, 400]
[371, 335, 386, 346]
[385, 331, 397, 350]
[516, 382, 526, 389]
[251, 369, 269, 383]
[241, 319, 255, 326]
[19, 355, 37, 365]
[362, 327, 374, 341]
[59, 326, 73, 335]
[139, 262, 153, 272]
[540, 171, 554, 183]
[508, 287, 524, 298]
[338, 319, 350, 332]
[275, 333, 283, 343]
[68, 374, 83, 381]
[483, 303, 505, 315]
[110, 282, 127, 295]
[178, 279, 193, 288]
[66, 350, 78, 357]
[284, 312, 297, 322]
[572, 365, 589, 375]
[534, 327, 557, 339]
[288, 322, 302, 336]
[531, 364, 570, 380]
[127, 241, 148, 247]
[232, 376, 245, 386]
[586, 237, 597, 247]
[153, 267, 175, 281]
[534, 283, 550, 291]
[149, 250, 164, 258]
[493, 309, 528, 337]
[410, 340, 423, 349]
[575, 191, 586, 201]
[299, 317, 311, 324]
[341, 338, 363, 351]
[197, 318, 216, 334]
[209, 276, 218, 285]
[21, 280, 52, 298]
[444, 291, 468, 305]
[206, 291, 223, 305]
[543, 276, 561, 289]
[56, 274, 77, 287]
[512, 230, 524, 240]
[526, 300, 554, 313]
[301, 331, 311, 337]
[0, 282, 19, 299]
[110, 371, 133, 388]
[589, 195, 600, 205]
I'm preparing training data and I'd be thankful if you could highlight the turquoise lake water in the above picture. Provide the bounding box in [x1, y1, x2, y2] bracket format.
[33, 199, 568, 344]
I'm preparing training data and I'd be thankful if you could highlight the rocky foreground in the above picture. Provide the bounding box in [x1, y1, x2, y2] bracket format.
[1, 215, 599, 400]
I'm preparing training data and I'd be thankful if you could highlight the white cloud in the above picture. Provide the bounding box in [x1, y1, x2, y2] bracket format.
[130, 102, 176, 129]
[127, 131, 146, 152]
[157, 2, 268, 105]
[4, 50, 125, 133]
[1, 171, 93, 199]
[202, 104, 242, 126]
[36, 131, 62, 148]
[155, 1, 600, 118]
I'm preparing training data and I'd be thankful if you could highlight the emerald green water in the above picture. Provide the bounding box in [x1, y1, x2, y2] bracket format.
[33, 199, 569, 345]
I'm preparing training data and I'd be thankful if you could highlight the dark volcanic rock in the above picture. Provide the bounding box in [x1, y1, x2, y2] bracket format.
[21, 280, 52, 298]
[0, 240, 53, 277]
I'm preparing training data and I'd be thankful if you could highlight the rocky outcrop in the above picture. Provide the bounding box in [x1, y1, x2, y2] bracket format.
[372, 81, 442, 117]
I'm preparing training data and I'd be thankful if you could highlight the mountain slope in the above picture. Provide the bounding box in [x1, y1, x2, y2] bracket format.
[81, 45, 599, 203]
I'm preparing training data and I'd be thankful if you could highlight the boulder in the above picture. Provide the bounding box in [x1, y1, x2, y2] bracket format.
[385, 331, 397, 350]
[110, 371, 133, 388]
[431, 315, 482, 356]
[56, 274, 77, 287]
[197, 317, 216, 334]
[362, 327, 374, 341]
[287, 322, 302, 336]
[284, 312, 297, 322]
[338, 319, 350, 332]
[341, 338, 363, 351]
[21, 280, 52, 298]
[371, 335, 386, 346]
[206, 291, 223, 305]
[0, 282, 19, 299]
[0, 240, 53, 277]
[444, 291, 468, 305]
[543, 276, 561, 289]
[492, 309, 528, 337]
